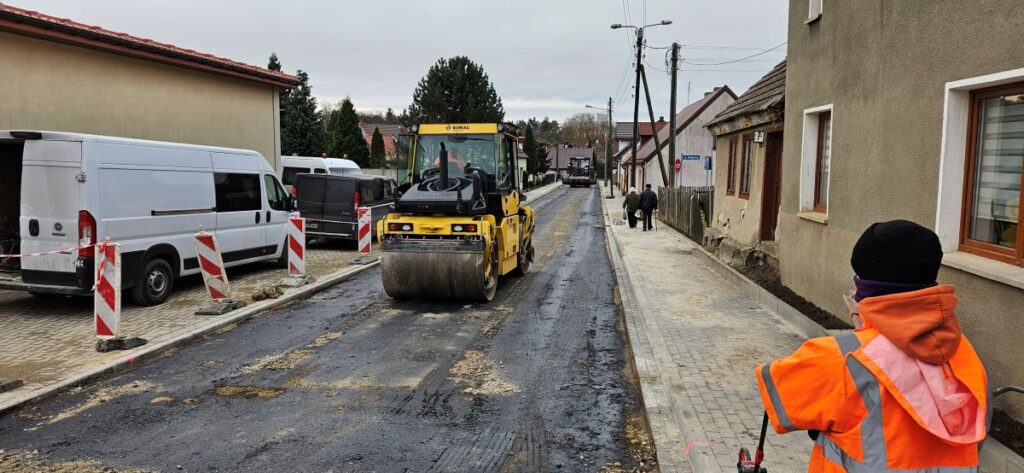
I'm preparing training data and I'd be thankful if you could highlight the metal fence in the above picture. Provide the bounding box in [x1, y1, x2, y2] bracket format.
[658, 186, 714, 242]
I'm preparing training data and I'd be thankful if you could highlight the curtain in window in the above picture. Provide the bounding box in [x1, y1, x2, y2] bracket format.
[970, 94, 1023, 247]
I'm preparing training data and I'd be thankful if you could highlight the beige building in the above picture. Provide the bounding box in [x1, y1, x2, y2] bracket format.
[623, 86, 735, 190]
[705, 62, 786, 263]
[779, 1, 1024, 419]
[0, 4, 297, 169]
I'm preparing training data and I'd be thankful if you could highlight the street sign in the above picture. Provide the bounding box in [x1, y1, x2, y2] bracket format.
[681, 154, 701, 160]
[674, 157, 682, 172]
[704, 156, 712, 171]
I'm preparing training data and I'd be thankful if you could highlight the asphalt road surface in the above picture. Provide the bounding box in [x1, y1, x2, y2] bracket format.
[0, 185, 656, 472]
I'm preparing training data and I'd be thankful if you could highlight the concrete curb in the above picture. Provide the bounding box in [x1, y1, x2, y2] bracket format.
[600, 197, 698, 473]
[0, 261, 378, 415]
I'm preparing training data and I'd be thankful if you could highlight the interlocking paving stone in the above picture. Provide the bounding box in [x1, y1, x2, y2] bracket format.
[0, 242, 372, 408]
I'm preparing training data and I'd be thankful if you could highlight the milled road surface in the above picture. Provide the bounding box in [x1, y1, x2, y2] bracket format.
[0, 186, 656, 472]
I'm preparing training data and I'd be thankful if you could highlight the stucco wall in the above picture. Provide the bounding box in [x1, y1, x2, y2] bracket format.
[712, 130, 774, 248]
[779, 0, 1024, 418]
[0, 31, 280, 169]
[643, 95, 733, 189]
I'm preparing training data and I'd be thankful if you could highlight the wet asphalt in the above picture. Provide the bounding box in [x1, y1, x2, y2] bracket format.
[0, 185, 655, 472]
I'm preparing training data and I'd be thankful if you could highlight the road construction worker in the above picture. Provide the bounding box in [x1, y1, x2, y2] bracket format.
[756, 220, 989, 472]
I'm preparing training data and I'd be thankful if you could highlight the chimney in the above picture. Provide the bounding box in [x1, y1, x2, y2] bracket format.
[705, 87, 721, 98]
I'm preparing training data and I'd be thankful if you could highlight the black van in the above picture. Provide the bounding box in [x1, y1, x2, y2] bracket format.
[294, 174, 396, 240]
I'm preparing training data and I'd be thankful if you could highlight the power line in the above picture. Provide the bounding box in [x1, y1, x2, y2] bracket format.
[682, 41, 787, 66]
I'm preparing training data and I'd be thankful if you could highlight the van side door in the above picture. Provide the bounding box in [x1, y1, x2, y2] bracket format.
[262, 173, 290, 258]
[212, 153, 267, 265]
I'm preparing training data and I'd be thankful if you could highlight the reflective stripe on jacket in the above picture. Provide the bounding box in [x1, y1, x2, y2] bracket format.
[756, 286, 989, 472]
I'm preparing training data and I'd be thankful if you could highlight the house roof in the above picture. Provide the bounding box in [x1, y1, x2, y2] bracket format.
[615, 121, 665, 140]
[363, 129, 398, 158]
[623, 86, 737, 165]
[546, 147, 594, 170]
[360, 123, 407, 137]
[706, 60, 786, 130]
[0, 3, 299, 88]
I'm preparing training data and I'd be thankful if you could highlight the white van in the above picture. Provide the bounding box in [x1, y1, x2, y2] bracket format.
[0, 131, 294, 306]
[280, 156, 361, 191]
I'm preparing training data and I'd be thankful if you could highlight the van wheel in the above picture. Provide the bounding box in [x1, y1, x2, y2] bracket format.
[131, 258, 174, 306]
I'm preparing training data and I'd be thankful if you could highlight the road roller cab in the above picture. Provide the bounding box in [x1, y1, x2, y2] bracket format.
[379, 123, 536, 302]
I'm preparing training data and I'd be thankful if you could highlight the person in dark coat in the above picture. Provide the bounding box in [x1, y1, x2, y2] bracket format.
[639, 183, 658, 231]
[623, 187, 640, 229]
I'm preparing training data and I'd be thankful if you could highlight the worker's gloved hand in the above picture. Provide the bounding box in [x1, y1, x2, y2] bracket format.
[808, 430, 820, 441]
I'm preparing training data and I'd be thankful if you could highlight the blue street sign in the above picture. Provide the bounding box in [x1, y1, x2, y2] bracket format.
[704, 156, 712, 170]
[681, 154, 701, 161]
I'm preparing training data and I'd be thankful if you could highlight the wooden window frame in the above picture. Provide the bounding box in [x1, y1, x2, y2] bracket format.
[958, 82, 1024, 267]
[813, 111, 832, 213]
[726, 137, 738, 195]
[739, 134, 754, 199]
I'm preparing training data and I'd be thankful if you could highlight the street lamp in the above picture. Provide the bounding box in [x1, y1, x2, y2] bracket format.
[585, 102, 615, 198]
[610, 19, 672, 190]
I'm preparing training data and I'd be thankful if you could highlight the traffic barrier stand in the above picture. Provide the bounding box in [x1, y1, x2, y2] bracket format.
[193, 229, 245, 315]
[351, 207, 379, 265]
[94, 239, 147, 352]
[278, 214, 316, 288]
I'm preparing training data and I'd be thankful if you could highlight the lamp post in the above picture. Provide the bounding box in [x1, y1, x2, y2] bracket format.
[586, 100, 615, 198]
[611, 20, 672, 191]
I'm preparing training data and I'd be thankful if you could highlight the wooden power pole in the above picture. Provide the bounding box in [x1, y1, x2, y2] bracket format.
[668, 42, 679, 187]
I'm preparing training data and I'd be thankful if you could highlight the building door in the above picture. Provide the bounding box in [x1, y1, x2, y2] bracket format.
[759, 131, 784, 241]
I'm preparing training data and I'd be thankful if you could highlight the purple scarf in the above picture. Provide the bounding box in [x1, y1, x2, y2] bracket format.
[853, 276, 935, 302]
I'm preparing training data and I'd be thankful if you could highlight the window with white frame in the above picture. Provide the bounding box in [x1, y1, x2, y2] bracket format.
[799, 105, 834, 215]
[808, 0, 822, 22]
[936, 68, 1024, 270]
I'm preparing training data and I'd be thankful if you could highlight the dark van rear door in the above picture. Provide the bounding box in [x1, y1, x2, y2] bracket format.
[295, 174, 326, 221]
[324, 177, 356, 221]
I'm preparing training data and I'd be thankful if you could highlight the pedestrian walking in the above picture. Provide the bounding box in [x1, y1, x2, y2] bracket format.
[639, 184, 658, 231]
[755, 220, 989, 472]
[623, 187, 640, 229]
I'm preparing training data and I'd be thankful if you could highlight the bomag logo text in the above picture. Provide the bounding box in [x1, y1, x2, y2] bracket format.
[446, 125, 471, 131]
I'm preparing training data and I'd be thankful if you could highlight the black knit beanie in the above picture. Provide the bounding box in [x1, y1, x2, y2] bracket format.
[850, 220, 943, 284]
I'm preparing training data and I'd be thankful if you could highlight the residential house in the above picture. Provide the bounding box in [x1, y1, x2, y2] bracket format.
[704, 62, 786, 262]
[0, 4, 297, 169]
[622, 86, 736, 189]
[779, 1, 1024, 419]
[546, 146, 594, 179]
[614, 119, 665, 191]
[360, 123, 408, 166]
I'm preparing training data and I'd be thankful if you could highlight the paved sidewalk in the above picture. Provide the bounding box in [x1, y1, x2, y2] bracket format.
[603, 195, 812, 472]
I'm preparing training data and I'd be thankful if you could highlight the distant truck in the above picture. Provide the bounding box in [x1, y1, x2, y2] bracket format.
[565, 157, 595, 188]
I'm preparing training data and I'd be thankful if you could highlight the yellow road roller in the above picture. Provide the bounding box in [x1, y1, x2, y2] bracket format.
[378, 123, 536, 302]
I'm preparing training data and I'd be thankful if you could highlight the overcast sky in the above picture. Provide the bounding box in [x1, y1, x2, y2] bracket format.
[19, 0, 788, 123]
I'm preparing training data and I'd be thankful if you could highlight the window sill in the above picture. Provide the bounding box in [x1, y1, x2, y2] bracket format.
[797, 211, 828, 225]
[805, 14, 821, 25]
[942, 251, 1024, 291]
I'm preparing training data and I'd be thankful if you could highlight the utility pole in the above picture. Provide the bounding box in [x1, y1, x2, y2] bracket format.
[668, 42, 679, 188]
[630, 28, 643, 190]
[607, 97, 613, 197]
[640, 65, 669, 186]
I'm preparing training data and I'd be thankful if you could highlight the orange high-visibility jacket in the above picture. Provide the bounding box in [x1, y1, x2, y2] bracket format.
[756, 285, 989, 472]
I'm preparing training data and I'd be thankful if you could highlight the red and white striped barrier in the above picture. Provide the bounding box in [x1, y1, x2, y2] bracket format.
[194, 230, 231, 301]
[358, 207, 372, 254]
[94, 239, 120, 339]
[288, 216, 306, 276]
